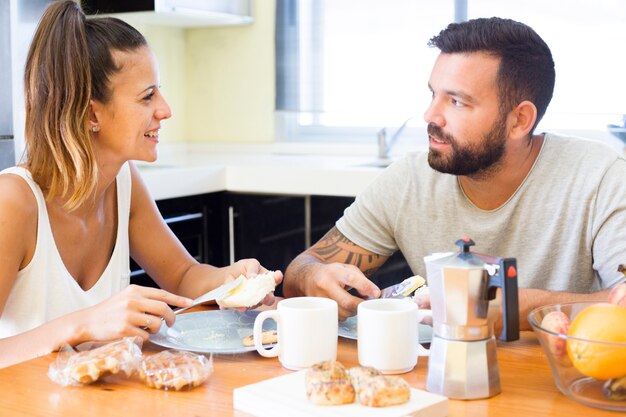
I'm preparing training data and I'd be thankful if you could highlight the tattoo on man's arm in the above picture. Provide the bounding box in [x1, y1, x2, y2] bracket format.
[311, 228, 382, 271]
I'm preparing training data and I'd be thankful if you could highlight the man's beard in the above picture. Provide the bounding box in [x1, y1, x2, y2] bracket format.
[427, 117, 507, 179]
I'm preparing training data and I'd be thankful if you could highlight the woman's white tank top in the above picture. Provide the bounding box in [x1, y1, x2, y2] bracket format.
[0, 164, 131, 337]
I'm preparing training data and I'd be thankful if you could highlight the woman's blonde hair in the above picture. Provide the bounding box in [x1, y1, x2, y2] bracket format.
[24, 0, 146, 210]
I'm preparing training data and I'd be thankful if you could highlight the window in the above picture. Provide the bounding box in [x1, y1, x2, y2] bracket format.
[275, 0, 626, 146]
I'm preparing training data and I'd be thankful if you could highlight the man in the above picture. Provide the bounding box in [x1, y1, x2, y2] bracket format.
[282, 17, 626, 329]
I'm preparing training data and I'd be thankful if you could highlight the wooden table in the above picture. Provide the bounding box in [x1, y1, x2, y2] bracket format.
[0, 328, 618, 416]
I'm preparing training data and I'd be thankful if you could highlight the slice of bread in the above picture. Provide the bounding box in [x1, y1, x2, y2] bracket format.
[216, 272, 276, 308]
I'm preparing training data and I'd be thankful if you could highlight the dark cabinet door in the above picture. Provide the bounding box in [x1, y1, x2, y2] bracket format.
[130, 192, 226, 288]
[224, 193, 306, 279]
[131, 191, 411, 293]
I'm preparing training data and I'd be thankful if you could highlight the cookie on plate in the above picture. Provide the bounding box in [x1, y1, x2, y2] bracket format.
[242, 330, 278, 347]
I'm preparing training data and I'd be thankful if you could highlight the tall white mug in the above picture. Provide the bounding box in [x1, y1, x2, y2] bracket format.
[357, 298, 430, 374]
[253, 297, 338, 370]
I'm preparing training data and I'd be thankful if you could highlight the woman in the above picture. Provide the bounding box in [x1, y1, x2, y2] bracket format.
[0, 0, 281, 368]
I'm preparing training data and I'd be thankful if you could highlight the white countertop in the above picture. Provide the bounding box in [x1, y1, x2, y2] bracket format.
[138, 136, 625, 201]
[137, 142, 408, 200]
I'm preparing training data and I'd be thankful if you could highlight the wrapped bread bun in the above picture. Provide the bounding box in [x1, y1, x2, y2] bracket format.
[139, 350, 213, 391]
[48, 337, 142, 386]
[216, 272, 276, 308]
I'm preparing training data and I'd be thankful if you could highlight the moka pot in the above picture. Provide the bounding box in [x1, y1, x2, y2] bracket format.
[424, 238, 519, 399]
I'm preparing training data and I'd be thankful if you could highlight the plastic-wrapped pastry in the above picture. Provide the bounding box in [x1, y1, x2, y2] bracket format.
[139, 350, 213, 391]
[48, 337, 143, 386]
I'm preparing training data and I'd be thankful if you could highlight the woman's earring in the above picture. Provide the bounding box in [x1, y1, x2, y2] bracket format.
[91, 125, 100, 133]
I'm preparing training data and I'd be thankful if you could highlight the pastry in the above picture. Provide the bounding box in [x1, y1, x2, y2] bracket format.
[306, 379, 356, 406]
[304, 361, 410, 407]
[65, 338, 142, 384]
[305, 360, 349, 384]
[216, 272, 276, 308]
[347, 366, 382, 393]
[242, 330, 278, 347]
[305, 361, 355, 405]
[358, 375, 411, 407]
[139, 350, 213, 391]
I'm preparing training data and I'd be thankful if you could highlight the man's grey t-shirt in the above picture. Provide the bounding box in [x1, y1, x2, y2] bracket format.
[336, 133, 626, 291]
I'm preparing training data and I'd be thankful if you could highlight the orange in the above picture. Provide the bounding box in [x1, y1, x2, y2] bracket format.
[566, 303, 626, 380]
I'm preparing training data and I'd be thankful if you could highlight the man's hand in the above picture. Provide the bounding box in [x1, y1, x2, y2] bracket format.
[283, 226, 389, 320]
[299, 261, 380, 320]
[412, 293, 433, 326]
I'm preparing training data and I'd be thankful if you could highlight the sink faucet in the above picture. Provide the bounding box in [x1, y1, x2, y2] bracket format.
[377, 117, 412, 159]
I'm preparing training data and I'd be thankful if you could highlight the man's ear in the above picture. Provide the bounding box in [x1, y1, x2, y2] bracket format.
[507, 100, 537, 140]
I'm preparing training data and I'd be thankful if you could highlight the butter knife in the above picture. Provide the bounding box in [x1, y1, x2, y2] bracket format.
[358, 275, 426, 300]
[173, 276, 245, 315]
[378, 275, 426, 299]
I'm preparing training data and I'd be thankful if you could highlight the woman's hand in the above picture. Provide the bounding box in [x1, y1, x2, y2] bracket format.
[222, 259, 283, 308]
[72, 285, 192, 344]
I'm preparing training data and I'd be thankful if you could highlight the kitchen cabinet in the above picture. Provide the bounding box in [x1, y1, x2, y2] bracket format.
[82, 0, 253, 27]
[130, 192, 225, 287]
[223, 193, 306, 295]
[132, 192, 412, 293]
[225, 193, 412, 295]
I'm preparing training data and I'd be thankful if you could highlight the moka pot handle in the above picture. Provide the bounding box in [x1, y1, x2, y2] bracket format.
[488, 258, 519, 342]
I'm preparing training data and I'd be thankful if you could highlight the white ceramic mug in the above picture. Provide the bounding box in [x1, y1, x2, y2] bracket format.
[357, 298, 430, 374]
[253, 297, 338, 370]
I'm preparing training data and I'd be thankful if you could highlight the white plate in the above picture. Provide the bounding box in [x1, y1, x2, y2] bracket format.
[149, 310, 276, 354]
[338, 315, 433, 343]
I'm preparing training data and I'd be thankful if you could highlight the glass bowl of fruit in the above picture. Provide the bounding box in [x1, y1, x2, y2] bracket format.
[528, 287, 626, 411]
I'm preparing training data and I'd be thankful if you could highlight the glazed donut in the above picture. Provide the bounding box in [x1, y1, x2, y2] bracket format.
[358, 375, 411, 407]
[347, 366, 382, 393]
[305, 361, 355, 405]
[139, 350, 213, 391]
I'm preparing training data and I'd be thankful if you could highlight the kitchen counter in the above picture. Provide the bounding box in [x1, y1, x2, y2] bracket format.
[139, 136, 625, 201]
[136, 142, 419, 200]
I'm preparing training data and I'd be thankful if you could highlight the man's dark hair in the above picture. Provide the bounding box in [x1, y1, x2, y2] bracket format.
[429, 17, 555, 134]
